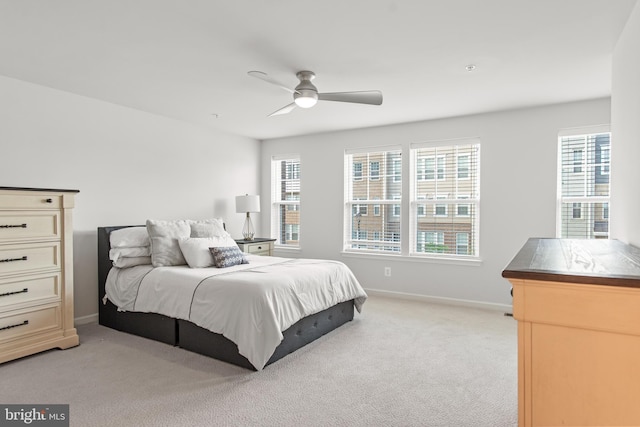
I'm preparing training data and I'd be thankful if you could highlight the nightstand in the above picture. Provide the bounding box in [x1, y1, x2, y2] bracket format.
[235, 238, 276, 256]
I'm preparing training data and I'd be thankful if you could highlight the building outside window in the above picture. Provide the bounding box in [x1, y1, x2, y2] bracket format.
[558, 128, 611, 239]
[272, 155, 300, 246]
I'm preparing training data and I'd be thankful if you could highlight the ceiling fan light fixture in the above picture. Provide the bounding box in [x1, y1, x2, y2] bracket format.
[294, 90, 318, 108]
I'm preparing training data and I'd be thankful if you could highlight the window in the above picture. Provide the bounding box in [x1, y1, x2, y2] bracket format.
[457, 154, 470, 179]
[434, 194, 448, 217]
[392, 158, 402, 182]
[393, 196, 401, 217]
[417, 196, 426, 217]
[417, 231, 445, 253]
[572, 149, 583, 173]
[370, 161, 380, 180]
[456, 233, 469, 255]
[345, 147, 402, 253]
[272, 155, 300, 246]
[600, 145, 610, 175]
[456, 195, 470, 217]
[345, 139, 480, 260]
[286, 194, 300, 211]
[353, 162, 363, 180]
[352, 203, 368, 216]
[416, 158, 429, 181]
[436, 156, 445, 180]
[286, 224, 299, 241]
[572, 203, 581, 219]
[411, 139, 480, 258]
[558, 128, 611, 239]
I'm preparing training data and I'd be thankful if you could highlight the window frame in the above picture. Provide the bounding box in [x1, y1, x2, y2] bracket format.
[344, 146, 403, 254]
[556, 126, 611, 239]
[410, 138, 481, 260]
[271, 154, 301, 248]
[343, 139, 481, 263]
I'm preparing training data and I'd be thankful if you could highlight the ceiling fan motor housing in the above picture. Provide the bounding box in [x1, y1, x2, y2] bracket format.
[294, 71, 318, 107]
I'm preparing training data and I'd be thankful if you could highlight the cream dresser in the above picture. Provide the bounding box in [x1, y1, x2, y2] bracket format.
[0, 187, 79, 363]
[503, 238, 640, 427]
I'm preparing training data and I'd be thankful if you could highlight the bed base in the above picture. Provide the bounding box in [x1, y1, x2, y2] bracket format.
[178, 300, 354, 370]
[97, 226, 355, 370]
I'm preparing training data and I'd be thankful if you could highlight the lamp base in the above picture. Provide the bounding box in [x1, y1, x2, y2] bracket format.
[242, 213, 255, 241]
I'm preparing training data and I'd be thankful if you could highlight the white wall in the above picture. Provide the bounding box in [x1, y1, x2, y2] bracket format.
[611, 0, 640, 246]
[261, 99, 611, 308]
[0, 75, 261, 320]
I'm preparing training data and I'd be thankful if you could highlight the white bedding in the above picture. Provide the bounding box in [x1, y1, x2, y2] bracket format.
[104, 255, 367, 370]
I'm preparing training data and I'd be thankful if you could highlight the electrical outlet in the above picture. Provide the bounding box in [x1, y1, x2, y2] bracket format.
[384, 267, 391, 277]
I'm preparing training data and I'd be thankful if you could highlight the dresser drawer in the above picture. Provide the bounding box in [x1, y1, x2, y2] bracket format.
[0, 211, 60, 242]
[0, 193, 61, 210]
[0, 304, 60, 343]
[0, 242, 60, 276]
[0, 273, 59, 310]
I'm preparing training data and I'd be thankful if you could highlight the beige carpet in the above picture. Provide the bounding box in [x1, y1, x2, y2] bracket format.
[0, 295, 517, 427]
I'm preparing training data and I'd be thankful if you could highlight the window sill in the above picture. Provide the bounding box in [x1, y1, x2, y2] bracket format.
[274, 245, 301, 254]
[340, 250, 482, 266]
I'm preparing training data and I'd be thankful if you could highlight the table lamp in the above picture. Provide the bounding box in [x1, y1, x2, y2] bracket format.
[236, 194, 260, 240]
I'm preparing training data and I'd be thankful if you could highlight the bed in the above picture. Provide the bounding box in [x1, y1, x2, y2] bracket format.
[98, 224, 367, 370]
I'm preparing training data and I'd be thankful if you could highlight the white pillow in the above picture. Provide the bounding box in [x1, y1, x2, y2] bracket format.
[109, 246, 152, 262]
[113, 256, 152, 268]
[178, 236, 239, 268]
[110, 227, 150, 248]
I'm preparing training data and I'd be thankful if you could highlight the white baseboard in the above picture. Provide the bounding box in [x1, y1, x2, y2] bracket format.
[75, 313, 98, 325]
[364, 288, 513, 313]
[72, 292, 512, 326]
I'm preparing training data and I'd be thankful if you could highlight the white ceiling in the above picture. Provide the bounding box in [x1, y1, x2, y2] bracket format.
[0, 0, 636, 140]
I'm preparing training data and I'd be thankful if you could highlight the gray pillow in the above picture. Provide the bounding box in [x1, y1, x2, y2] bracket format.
[209, 246, 249, 268]
[190, 219, 226, 238]
[146, 219, 191, 267]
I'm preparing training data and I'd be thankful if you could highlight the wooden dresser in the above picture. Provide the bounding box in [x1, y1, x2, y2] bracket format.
[503, 238, 640, 427]
[0, 187, 79, 363]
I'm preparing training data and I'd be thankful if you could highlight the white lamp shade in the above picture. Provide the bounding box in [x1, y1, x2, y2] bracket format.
[236, 195, 260, 213]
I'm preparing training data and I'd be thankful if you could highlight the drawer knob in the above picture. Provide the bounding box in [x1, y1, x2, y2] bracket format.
[0, 288, 28, 298]
[45, 198, 53, 203]
[0, 320, 29, 332]
[0, 223, 27, 229]
[0, 256, 28, 263]
[257, 246, 262, 250]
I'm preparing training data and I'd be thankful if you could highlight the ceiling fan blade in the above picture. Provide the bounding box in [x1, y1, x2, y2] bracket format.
[318, 91, 383, 105]
[268, 102, 297, 117]
[248, 71, 299, 94]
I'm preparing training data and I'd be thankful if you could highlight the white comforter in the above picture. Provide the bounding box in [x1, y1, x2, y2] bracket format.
[105, 255, 367, 370]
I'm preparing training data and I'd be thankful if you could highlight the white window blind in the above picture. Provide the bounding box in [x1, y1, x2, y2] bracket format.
[345, 147, 402, 253]
[410, 139, 480, 258]
[557, 130, 611, 239]
[271, 155, 300, 246]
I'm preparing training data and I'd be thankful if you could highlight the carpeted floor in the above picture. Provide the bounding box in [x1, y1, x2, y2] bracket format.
[0, 295, 517, 427]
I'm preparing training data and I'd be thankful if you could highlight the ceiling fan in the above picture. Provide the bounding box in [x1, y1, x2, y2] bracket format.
[248, 70, 383, 117]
